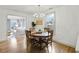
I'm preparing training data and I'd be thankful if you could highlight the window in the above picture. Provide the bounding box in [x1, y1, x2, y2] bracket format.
[45, 13, 55, 28]
[7, 15, 26, 36]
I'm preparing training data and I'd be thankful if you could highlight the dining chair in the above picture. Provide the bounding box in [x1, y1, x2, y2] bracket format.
[44, 28, 49, 32]
[25, 30, 31, 38]
[41, 38, 49, 52]
[41, 30, 53, 52]
[25, 30, 32, 52]
[48, 30, 53, 44]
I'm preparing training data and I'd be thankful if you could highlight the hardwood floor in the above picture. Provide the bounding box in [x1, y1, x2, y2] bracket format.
[51, 41, 75, 53]
[0, 34, 75, 53]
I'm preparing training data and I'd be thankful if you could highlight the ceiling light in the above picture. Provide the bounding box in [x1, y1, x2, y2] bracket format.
[33, 5, 45, 18]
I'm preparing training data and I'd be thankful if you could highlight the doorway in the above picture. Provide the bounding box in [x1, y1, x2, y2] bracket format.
[7, 15, 26, 39]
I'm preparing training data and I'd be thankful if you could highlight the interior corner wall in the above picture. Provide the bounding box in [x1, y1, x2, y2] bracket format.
[54, 6, 79, 48]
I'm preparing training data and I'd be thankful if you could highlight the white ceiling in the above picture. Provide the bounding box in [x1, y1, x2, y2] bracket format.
[0, 5, 60, 14]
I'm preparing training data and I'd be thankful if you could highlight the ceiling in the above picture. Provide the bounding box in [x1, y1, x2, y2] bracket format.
[0, 5, 60, 14]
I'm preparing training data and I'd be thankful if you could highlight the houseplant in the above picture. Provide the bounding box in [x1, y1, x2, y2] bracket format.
[32, 22, 36, 28]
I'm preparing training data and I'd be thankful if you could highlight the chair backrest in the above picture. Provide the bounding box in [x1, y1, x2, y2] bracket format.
[48, 30, 53, 39]
[44, 28, 49, 32]
[25, 30, 31, 39]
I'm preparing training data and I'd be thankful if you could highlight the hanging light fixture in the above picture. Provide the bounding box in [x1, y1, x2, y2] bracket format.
[33, 5, 45, 18]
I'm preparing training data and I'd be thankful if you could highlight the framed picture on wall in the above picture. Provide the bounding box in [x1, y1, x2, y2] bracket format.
[36, 19, 43, 25]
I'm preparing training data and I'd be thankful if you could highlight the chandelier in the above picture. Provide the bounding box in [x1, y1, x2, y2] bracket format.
[33, 5, 45, 18]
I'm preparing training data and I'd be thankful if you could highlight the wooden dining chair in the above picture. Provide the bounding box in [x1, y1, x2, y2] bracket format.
[41, 38, 49, 52]
[41, 30, 53, 52]
[25, 30, 32, 52]
[44, 28, 49, 32]
[25, 30, 31, 38]
[48, 30, 53, 44]
[25, 30, 41, 52]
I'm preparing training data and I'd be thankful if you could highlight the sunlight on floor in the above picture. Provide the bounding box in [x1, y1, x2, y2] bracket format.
[10, 36, 17, 48]
[48, 44, 52, 53]
[52, 45, 56, 53]
[48, 43, 56, 53]
[23, 35, 26, 49]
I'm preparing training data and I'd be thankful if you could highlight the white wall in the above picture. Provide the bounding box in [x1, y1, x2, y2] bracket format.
[0, 8, 31, 41]
[26, 14, 32, 30]
[54, 6, 79, 48]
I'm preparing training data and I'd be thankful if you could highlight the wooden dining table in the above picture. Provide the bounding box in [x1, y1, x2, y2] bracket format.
[31, 32, 50, 37]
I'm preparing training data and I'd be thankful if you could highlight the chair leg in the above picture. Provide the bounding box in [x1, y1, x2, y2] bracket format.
[47, 45, 49, 53]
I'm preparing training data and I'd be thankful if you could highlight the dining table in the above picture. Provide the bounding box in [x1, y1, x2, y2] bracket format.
[31, 32, 50, 37]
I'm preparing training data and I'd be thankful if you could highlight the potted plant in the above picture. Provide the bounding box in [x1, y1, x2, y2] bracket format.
[32, 22, 36, 28]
